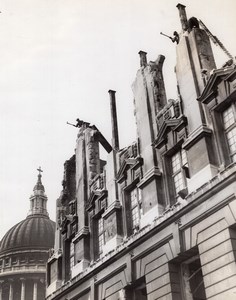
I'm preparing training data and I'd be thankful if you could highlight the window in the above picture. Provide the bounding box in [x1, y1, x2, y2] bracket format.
[171, 149, 188, 196]
[223, 104, 236, 162]
[125, 278, 147, 300]
[70, 241, 75, 269]
[12, 257, 18, 265]
[49, 260, 58, 284]
[130, 188, 142, 231]
[98, 218, 104, 255]
[133, 284, 147, 300]
[69, 200, 76, 215]
[5, 257, 9, 266]
[20, 256, 26, 264]
[181, 256, 206, 300]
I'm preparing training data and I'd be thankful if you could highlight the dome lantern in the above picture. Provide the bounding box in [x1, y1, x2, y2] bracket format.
[28, 167, 48, 217]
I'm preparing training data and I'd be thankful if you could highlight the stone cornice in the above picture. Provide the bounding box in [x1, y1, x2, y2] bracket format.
[137, 167, 161, 189]
[102, 201, 122, 219]
[72, 227, 89, 242]
[182, 125, 212, 150]
[198, 66, 236, 104]
[0, 249, 49, 259]
[154, 116, 187, 149]
[0, 265, 46, 277]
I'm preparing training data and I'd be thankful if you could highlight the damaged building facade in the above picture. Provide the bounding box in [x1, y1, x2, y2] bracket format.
[46, 4, 236, 300]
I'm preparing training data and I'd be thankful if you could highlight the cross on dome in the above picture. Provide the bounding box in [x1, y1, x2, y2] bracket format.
[33, 166, 45, 192]
[37, 166, 43, 174]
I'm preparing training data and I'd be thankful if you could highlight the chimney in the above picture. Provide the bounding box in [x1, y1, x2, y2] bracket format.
[108, 90, 119, 151]
[155, 55, 165, 69]
[176, 3, 188, 31]
[138, 51, 147, 67]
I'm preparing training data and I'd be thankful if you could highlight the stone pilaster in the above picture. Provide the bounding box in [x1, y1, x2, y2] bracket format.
[8, 279, 13, 300]
[0, 281, 3, 300]
[132, 52, 167, 216]
[20, 278, 26, 300]
[33, 281, 38, 300]
[175, 6, 217, 193]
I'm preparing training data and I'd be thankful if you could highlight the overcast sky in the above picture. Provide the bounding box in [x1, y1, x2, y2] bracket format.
[0, 0, 236, 240]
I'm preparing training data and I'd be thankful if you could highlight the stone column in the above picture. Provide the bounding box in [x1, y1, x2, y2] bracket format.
[33, 281, 37, 300]
[9, 279, 13, 300]
[0, 280, 3, 300]
[20, 278, 26, 300]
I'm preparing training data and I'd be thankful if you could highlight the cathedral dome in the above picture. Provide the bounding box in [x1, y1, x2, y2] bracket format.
[0, 167, 55, 256]
[0, 168, 55, 256]
[0, 215, 55, 255]
[0, 168, 55, 300]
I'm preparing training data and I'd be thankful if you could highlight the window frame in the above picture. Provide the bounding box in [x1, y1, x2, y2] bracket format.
[180, 255, 207, 300]
[69, 241, 75, 269]
[130, 188, 142, 230]
[209, 98, 236, 168]
[222, 103, 236, 163]
[97, 217, 104, 256]
[124, 185, 142, 236]
[171, 148, 188, 198]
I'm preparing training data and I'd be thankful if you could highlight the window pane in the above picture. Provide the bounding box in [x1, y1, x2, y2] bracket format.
[98, 234, 104, 253]
[98, 218, 103, 233]
[223, 106, 234, 129]
[174, 172, 184, 193]
[171, 150, 187, 196]
[98, 218, 104, 254]
[130, 188, 141, 230]
[130, 189, 138, 207]
[181, 149, 187, 166]
[232, 153, 236, 162]
[172, 152, 181, 173]
[70, 242, 74, 268]
[226, 127, 236, 153]
[131, 206, 139, 227]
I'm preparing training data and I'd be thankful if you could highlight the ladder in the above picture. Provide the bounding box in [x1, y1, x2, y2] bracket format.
[199, 19, 234, 60]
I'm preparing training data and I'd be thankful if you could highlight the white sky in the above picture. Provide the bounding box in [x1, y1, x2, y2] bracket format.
[0, 0, 236, 240]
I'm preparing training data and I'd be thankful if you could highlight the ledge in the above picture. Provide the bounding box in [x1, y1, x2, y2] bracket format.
[72, 227, 89, 242]
[137, 167, 161, 188]
[48, 249, 62, 263]
[0, 265, 46, 277]
[182, 125, 212, 150]
[102, 200, 122, 218]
